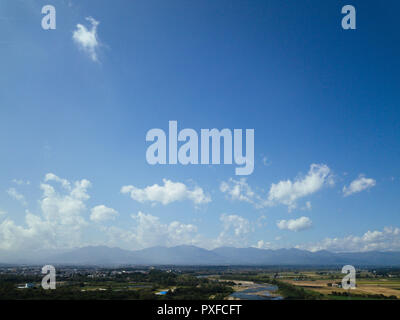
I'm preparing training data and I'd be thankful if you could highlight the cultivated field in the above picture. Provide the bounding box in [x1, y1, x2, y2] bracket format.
[281, 272, 400, 299]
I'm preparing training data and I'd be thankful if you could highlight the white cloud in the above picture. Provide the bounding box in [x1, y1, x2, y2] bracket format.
[40, 176, 91, 226]
[267, 164, 333, 211]
[220, 214, 251, 236]
[0, 209, 6, 216]
[0, 175, 256, 253]
[7, 188, 27, 206]
[277, 216, 312, 232]
[221, 164, 332, 211]
[12, 179, 30, 185]
[72, 17, 100, 62]
[343, 175, 376, 197]
[121, 179, 211, 206]
[45, 173, 71, 189]
[105, 212, 255, 250]
[104, 211, 198, 249]
[220, 178, 257, 204]
[212, 214, 252, 247]
[1, 175, 249, 253]
[255, 240, 274, 249]
[90, 205, 118, 222]
[0, 174, 91, 252]
[0, 212, 54, 252]
[297, 227, 400, 252]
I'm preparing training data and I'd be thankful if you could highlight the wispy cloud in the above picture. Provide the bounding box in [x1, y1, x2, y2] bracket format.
[12, 179, 30, 186]
[7, 188, 27, 206]
[72, 17, 100, 62]
[343, 175, 376, 197]
[213, 214, 252, 248]
[220, 178, 257, 205]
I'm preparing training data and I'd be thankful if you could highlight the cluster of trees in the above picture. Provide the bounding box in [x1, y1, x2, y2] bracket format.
[165, 283, 234, 300]
[330, 291, 398, 300]
[220, 273, 271, 283]
[270, 280, 323, 300]
[0, 281, 156, 300]
[0, 269, 235, 300]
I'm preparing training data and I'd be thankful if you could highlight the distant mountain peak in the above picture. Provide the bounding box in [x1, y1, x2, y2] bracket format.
[4, 245, 400, 266]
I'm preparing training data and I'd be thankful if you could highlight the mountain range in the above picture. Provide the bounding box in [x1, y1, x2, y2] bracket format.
[4, 245, 400, 266]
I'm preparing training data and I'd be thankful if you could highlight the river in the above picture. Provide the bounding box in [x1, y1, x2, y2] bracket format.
[229, 284, 283, 300]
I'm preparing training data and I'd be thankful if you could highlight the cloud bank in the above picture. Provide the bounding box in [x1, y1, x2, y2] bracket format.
[297, 227, 400, 252]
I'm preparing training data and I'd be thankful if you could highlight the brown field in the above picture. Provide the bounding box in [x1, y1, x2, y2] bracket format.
[283, 279, 400, 298]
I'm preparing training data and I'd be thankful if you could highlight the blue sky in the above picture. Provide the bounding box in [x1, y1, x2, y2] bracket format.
[0, 0, 399, 256]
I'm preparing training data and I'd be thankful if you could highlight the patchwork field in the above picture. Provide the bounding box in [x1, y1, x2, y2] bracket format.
[283, 277, 400, 298]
